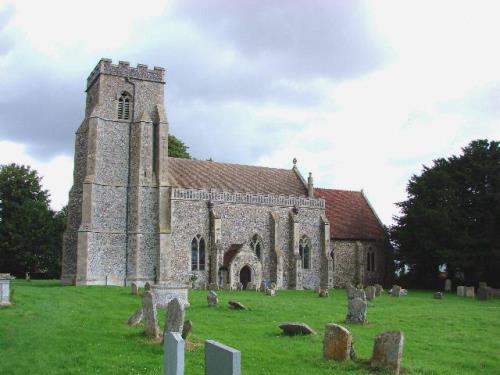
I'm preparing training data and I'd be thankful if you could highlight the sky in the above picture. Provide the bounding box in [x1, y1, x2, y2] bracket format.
[0, 0, 499, 224]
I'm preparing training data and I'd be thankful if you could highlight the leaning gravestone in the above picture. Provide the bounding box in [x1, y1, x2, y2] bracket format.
[142, 291, 160, 338]
[374, 284, 384, 296]
[465, 286, 475, 298]
[457, 285, 465, 297]
[391, 285, 402, 297]
[365, 286, 376, 301]
[182, 320, 193, 340]
[371, 331, 404, 375]
[131, 282, 139, 296]
[205, 340, 241, 375]
[346, 297, 367, 324]
[228, 300, 247, 310]
[433, 292, 443, 300]
[127, 308, 143, 326]
[164, 332, 184, 375]
[207, 291, 218, 307]
[279, 322, 316, 335]
[323, 323, 352, 361]
[166, 298, 185, 334]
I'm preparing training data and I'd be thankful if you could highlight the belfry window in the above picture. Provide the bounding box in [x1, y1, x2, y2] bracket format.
[250, 234, 263, 260]
[117, 92, 131, 120]
[191, 235, 206, 271]
[299, 236, 311, 269]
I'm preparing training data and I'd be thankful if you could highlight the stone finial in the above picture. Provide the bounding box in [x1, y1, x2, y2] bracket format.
[307, 172, 314, 198]
[371, 331, 404, 375]
[293, 157, 297, 167]
[323, 323, 352, 361]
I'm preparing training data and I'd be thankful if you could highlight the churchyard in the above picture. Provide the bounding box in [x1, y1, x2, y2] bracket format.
[1, 280, 499, 375]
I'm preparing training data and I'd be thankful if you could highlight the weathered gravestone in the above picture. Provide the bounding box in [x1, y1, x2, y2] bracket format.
[457, 285, 465, 297]
[205, 340, 241, 375]
[365, 286, 376, 301]
[346, 297, 367, 324]
[127, 308, 143, 326]
[131, 282, 139, 296]
[144, 282, 152, 292]
[0, 274, 12, 307]
[444, 279, 452, 292]
[465, 286, 475, 298]
[371, 331, 404, 375]
[228, 300, 247, 310]
[319, 288, 329, 298]
[164, 332, 184, 375]
[142, 291, 160, 338]
[433, 292, 443, 299]
[374, 284, 384, 296]
[166, 298, 185, 334]
[391, 285, 402, 297]
[279, 322, 316, 335]
[477, 287, 491, 301]
[182, 320, 193, 340]
[478, 282, 488, 288]
[347, 284, 366, 300]
[207, 291, 218, 307]
[323, 323, 352, 361]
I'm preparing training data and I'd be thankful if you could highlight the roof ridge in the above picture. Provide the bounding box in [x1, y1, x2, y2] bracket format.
[168, 157, 294, 172]
[316, 187, 362, 194]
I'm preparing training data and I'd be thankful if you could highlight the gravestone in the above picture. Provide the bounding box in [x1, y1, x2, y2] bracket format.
[166, 298, 185, 334]
[164, 332, 184, 375]
[236, 282, 243, 291]
[371, 331, 404, 375]
[207, 291, 218, 307]
[205, 340, 241, 375]
[433, 292, 443, 300]
[127, 308, 143, 326]
[279, 322, 316, 335]
[142, 291, 160, 338]
[478, 282, 488, 289]
[346, 284, 366, 300]
[319, 288, 329, 298]
[365, 286, 376, 301]
[391, 285, 402, 297]
[346, 297, 367, 324]
[144, 282, 152, 292]
[266, 288, 276, 296]
[228, 300, 247, 310]
[182, 320, 193, 340]
[25, 272, 30, 282]
[465, 286, 475, 298]
[477, 287, 491, 301]
[374, 284, 383, 296]
[457, 286, 465, 297]
[323, 323, 352, 361]
[0, 274, 12, 306]
[131, 282, 139, 296]
[444, 279, 452, 292]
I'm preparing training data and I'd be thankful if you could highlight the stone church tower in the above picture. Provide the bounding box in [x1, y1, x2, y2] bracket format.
[61, 59, 170, 286]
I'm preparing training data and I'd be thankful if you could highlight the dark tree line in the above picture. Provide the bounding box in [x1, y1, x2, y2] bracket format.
[391, 140, 500, 288]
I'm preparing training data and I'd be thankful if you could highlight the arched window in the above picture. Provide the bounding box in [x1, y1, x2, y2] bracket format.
[299, 236, 311, 269]
[117, 92, 132, 120]
[191, 235, 205, 271]
[250, 234, 263, 260]
[366, 247, 375, 272]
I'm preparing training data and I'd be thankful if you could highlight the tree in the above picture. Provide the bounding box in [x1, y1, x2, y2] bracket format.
[391, 140, 500, 288]
[168, 135, 191, 159]
[0, 164, 65, 278]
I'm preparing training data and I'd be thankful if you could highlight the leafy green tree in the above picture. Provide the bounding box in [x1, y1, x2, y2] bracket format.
[391, 140, 500, 288]
[168, 135, 191, 159]
[0, 164, 65, 278]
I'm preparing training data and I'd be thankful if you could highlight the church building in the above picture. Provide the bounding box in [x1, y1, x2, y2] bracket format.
[61, 59, 386, 290]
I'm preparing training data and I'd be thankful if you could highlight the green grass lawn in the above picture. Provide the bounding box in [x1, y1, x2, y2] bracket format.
[1, 280, 499, 375]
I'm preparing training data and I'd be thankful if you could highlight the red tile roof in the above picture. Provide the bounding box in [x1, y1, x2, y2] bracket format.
[315, 188, 385, 240]
[167, 158, 308, 197]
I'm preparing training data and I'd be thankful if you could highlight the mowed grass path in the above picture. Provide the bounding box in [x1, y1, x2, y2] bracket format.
[1, 281, 499, 374]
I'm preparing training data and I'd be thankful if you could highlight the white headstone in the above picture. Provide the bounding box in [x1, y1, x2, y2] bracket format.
[457, 285, 465, 297]
[0, 274, 11, 306]
[444, 279, 452, 292]
[205, 340, 241, 375]
[164, 332, 184, 375]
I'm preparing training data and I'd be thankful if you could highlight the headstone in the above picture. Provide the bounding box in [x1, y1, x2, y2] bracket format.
[266, 288, 276, 296]
[131, 282, 139, 296]
[142, 291, 160, 338]
[374, 284, 383, 296]
[319, 288, 329, 297]
[279, 322, 316, 335]
[207, 291, 218, 307]
[166, 298, 185, 334]
[164, 332, 184, 375]
[433, 292, 443, 300]
[144, 282, 152, 292]
[323, 323, 352, 361]
[182, 320, 193, 340]
[371, 331, 404, 375]
[457, 285, 465, 297]
[236, 282, 243, 291]
[127, 308, 143, 326]
[478, 282, 488, 289]
[228, 300, 247, 310]
[346, 284, 366, 300]
[465, 286, 475, 298]
[25, 272, 30, 282]
[346, 297, 367, 324]
[246, 282, 254, 291]
[444, 279, 452, 292]
[365, 286, 376, 301]
[391, 285, 402, 297]
[0, 274, 12, 306]
[205, 340, 241, 375]
[477, 287, 491, 301]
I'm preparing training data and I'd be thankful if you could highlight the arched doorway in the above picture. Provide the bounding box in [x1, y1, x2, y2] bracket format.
[239, 266, 252, 290]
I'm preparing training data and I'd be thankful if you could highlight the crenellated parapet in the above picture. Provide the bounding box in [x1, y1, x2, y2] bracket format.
[87, 58, 165, 90]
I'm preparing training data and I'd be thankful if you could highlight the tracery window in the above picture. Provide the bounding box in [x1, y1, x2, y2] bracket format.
[191, 235, 206, 271]
[299, 235, 311, 269]
[250, 234, 263, 260]
[117, 92, 132, 120]
[366, 247, 375, 272]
